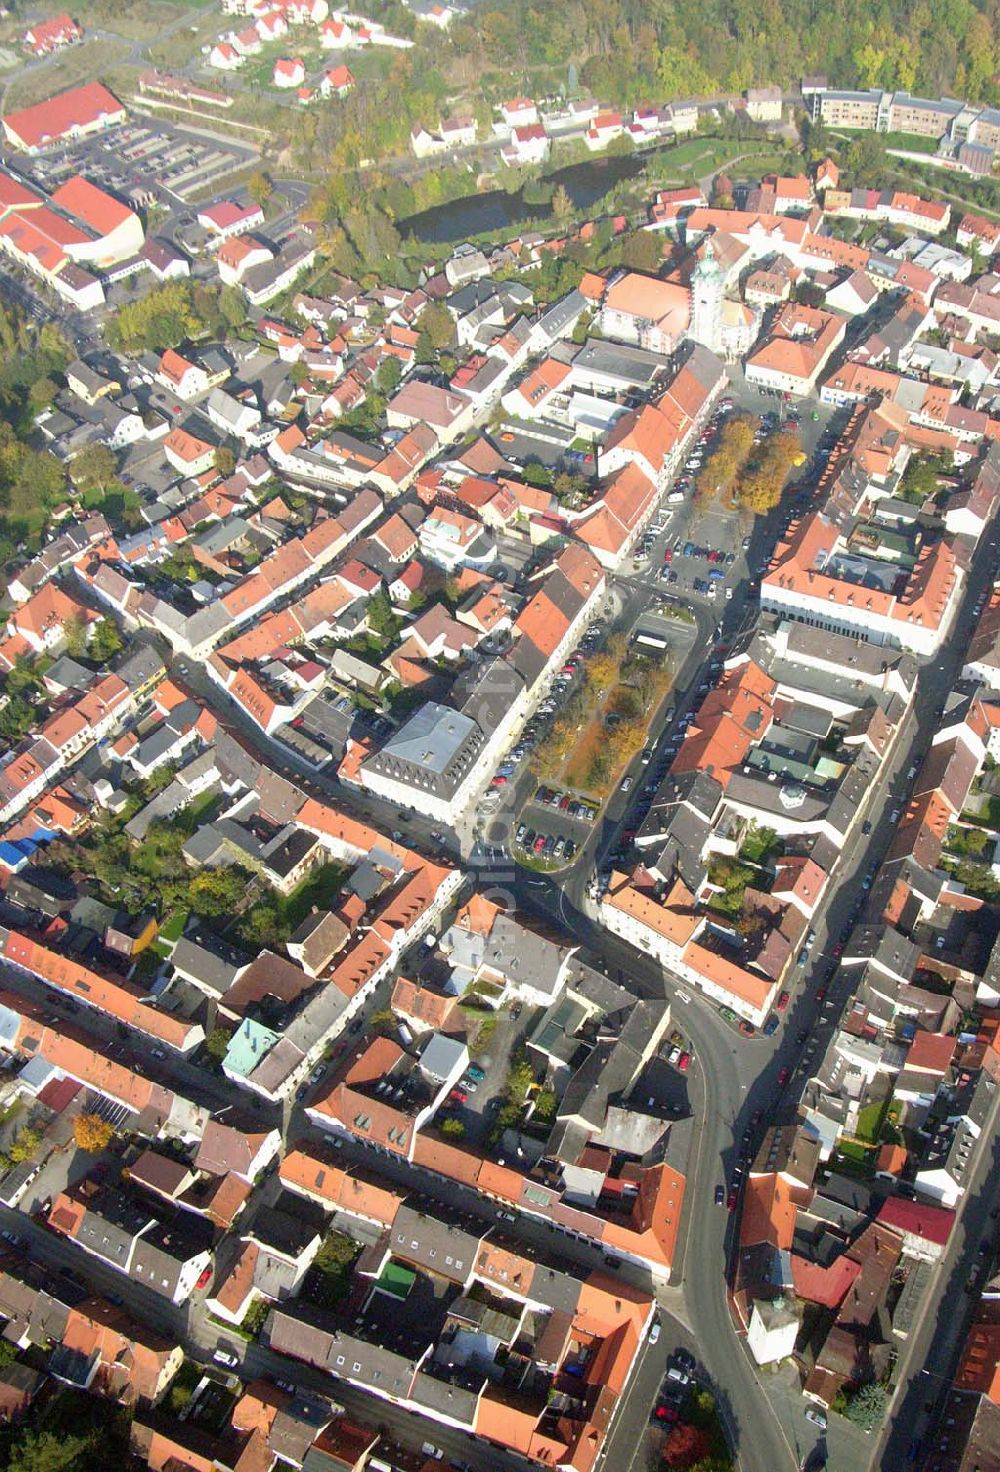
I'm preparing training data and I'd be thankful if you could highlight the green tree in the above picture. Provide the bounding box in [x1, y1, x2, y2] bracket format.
[89, 618, 123, 664]
[69, 444, 117, 497]
[441, 1117, 466, 1138]
[187, 866, 249, 919]
[219, 285, 247, 332]
[844, 1382, 888, 1431]
[8, 1429, 95, 1472]
[367, 585, 401, 640]
[63, 612, 89, 659]
[376, 357, 402, 396]
[204, 1027, 231, 1063]
[8, 1125, 42, 1164]
[107, 282, 211, 353]
[551, 183, 574, 224]
[418, 301, 455, 352]
[620, 231, 662, 273]
[28, 376, 58, 409]
[215, 446, 236, 476]
[844, 131, 888, 187]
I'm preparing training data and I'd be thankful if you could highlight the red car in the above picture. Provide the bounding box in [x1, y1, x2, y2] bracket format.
[196, 1265, 213, 1291]
[449, 1087, 468, 1105]
[533, 835, 546, 853]
[815, 987, 826, 1002]
[677, 1050, 691, 1072]
[832, 942, 844, 958]
[654, 1405, 680, 1423]
[727, 1188, 738, 1212]
[777, 991, 790, 1012]
[777, 1066, 790, 1086]
[663, 547, 673, 563]
[739, 1020, 756, 1037]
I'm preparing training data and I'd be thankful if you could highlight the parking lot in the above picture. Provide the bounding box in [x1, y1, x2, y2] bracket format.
[14, 116, 258, 212]
[431, 1001, 533, 1149]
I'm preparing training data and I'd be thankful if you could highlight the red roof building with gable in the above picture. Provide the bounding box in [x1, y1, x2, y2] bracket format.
[2, 81, 125, 152]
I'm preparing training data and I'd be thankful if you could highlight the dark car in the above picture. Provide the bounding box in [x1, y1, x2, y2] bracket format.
[715, 1184, 725, 1206]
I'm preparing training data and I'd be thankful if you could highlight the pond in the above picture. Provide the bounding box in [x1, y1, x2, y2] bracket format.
[398, 151, 648, 244]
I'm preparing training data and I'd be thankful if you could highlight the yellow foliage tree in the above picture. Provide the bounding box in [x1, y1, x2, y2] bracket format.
[73, 1114, 114, 1154]
[586, 652, 619, 695]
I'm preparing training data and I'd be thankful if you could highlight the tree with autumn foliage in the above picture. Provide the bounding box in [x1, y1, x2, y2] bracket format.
[736, 429, 802, 514]
[585, 652, 619, 696]
[696, 415, 755, 503]
[663, 1421, 713, 1468]
[73, 1114, 115, 1153]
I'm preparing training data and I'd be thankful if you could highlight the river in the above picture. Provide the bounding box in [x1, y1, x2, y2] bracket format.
[398, 152, 648, 244]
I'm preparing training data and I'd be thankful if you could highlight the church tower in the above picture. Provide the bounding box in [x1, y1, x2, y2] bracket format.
[690, 238, 724, 354]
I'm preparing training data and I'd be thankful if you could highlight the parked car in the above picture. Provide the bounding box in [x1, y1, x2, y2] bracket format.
[777, 990, 790, 1011]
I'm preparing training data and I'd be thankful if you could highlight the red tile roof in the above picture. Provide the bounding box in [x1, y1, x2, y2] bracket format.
[50, 175, 132, 236]
[877, 1195, 955, 1247]
[3, 82, 124, 151]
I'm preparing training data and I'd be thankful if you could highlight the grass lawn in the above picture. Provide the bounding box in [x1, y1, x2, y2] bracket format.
[147, 8, 231, 69]
[237, 36, 333, 91]
[75, 0, 208, 41]
[833, 1140, 877, 1178]
[855, 1097, 888, 1145]
[5, 37, 131, 107]
[283, 862, 349, 932]
[833, 126, 939, 154]
[159, 909, 189, 944]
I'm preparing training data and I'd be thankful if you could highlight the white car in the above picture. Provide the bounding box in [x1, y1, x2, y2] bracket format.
[649, 1320, 660, 1345]
[213, 1348, 239, 1368]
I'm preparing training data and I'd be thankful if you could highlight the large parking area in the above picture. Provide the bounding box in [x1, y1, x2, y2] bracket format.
[17, 117, 257, 209]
